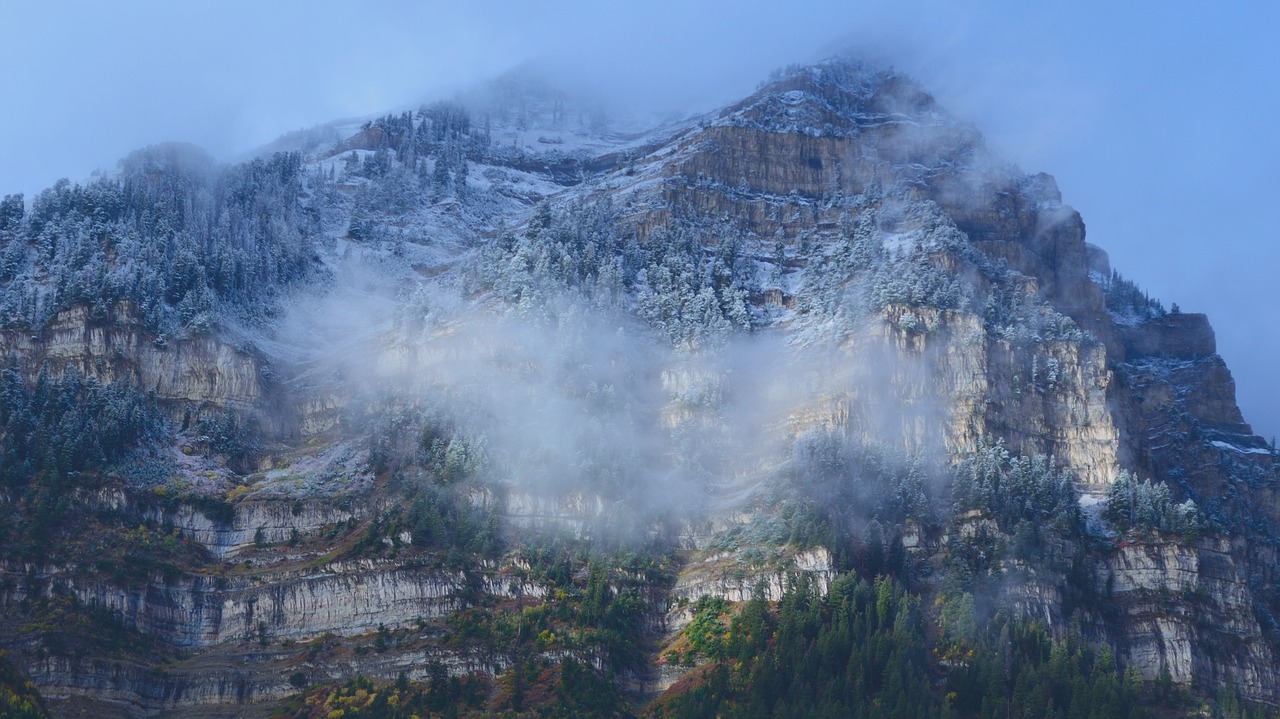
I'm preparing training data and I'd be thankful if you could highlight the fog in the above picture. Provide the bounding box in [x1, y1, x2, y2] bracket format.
[2, 0, 1277, 436]
[264, 234, 957, 542]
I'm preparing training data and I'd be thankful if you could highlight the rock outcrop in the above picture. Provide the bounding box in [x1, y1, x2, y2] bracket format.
[0, 302, 272, 431]
[1100, 537, 1275, 698]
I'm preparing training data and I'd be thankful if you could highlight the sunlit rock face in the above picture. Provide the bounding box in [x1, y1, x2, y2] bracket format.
[2, 59, 1280, 716]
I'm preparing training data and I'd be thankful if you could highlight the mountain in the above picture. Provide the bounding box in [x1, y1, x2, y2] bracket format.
[0, 58, 1277, 718]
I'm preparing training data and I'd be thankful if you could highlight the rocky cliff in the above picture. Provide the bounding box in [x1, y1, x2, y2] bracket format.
[0, 301, 275, 434]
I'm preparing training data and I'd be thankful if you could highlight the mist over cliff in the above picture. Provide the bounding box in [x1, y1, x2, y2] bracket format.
[5, 2, 1277, 443]
[1, 55, 1279, 719]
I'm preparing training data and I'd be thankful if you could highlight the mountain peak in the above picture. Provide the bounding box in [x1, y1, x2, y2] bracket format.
[714, 58, 952, 136]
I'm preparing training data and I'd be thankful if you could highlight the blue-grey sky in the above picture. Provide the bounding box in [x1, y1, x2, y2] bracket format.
[2, 0, 1278, 438]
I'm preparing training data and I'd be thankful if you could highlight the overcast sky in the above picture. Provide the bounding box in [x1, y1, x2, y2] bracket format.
[2, 0, 1277, 438]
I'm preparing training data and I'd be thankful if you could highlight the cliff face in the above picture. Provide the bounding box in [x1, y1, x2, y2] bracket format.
[594, 64, 1280, 704]
[1101, 537, 1276, 698]
[610, 72, 1120, 487]
[3, 557, 541, 648]
[0, 302, 274, 432]
[137, 495, 372, 560]
[2, 61, 1279, 717]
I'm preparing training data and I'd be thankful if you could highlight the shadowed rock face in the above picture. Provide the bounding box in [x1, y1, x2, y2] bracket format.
[3, 61, 1279, 715]
[1120, 312, 1219, 362]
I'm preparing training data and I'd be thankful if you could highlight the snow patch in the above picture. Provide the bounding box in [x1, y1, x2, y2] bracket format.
[1209, 440, 1270, 456]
